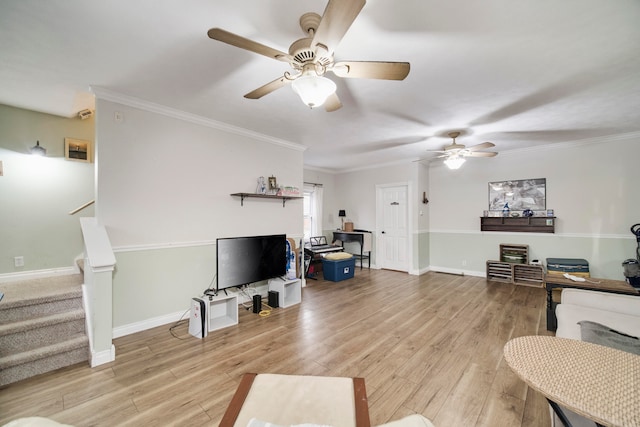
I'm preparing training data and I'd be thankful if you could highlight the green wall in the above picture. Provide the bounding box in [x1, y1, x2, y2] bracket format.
[0, 104, 95, 274]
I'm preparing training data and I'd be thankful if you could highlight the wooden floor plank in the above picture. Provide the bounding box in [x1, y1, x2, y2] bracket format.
[0, 271, 551, 427]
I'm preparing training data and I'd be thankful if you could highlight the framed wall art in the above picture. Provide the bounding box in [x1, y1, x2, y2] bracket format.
[488, 178, 546, 211]
[65, 138, 92, 163]
[268, 176, 277, 190]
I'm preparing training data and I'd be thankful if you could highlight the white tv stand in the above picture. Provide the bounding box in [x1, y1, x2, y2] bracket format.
[207, 293, 239, 332]
[268, 277, 302, 308]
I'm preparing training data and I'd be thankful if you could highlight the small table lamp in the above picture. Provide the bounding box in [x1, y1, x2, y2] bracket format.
[339, 210, 346, 230]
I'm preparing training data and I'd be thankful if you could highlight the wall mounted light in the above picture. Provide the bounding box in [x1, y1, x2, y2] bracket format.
[30, 140, 46, 156]
[339, 209, 346, 230]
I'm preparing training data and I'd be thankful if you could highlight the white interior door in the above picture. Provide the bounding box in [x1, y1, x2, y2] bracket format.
[379, 185, 409, 272]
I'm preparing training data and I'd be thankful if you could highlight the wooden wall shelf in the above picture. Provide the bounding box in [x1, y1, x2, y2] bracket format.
[480, 216, 556, 233]
[230, 193, 302, 207]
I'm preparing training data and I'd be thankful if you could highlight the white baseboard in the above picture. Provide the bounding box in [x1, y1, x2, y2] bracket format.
[412, 266, 431, 276]
[113, 310, 188, 338]
[91, 345, 116, 367]
[428, 266, 486, 278]
[0, 266, 78, 283]
[111, 283, 277, 338]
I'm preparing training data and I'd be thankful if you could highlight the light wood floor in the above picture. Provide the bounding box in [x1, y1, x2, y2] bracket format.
[0, 270, 553, 426]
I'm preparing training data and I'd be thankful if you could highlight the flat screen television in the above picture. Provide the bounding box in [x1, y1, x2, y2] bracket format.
[216, 234, 287, 292]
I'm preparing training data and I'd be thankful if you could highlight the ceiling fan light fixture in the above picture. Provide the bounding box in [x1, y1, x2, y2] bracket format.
[291, 74, 336, 108]
[444, 155, 465, 170]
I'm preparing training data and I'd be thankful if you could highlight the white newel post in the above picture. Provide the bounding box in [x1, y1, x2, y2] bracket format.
[80, 217, 117, 367]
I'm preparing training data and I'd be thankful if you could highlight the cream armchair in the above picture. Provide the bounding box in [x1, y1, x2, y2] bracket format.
[552, 288, 640, 427]
[556, 288, 640, 340]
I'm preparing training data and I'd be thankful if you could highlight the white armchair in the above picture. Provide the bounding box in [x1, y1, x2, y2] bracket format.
[552, 288, 640, 427]
[556, 288, 640, 340]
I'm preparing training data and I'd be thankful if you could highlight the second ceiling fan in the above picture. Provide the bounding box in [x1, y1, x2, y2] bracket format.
[207, 0, 410, 112]
[427, 132, 498, 169]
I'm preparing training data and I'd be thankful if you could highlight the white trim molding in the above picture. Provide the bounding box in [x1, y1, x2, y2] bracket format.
[91, 87, 306, 153]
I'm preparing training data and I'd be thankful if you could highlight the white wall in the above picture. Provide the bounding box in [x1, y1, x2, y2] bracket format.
[95, 98, 305, 328]
[306, 162, 429, 272]
[0, 104, 95, 276]
[315, 135, 638, 280]
[428, 138, 638, 235]
[427, 135, 639, 279]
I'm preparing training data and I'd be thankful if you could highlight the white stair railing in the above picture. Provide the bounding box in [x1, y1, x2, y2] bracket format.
[79, 217, 116, 367]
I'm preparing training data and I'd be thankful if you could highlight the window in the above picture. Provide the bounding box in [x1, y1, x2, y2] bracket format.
[303, 183, 323, 242]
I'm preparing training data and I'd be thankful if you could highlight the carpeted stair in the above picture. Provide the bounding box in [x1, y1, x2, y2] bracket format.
[0, 274, 89, 387]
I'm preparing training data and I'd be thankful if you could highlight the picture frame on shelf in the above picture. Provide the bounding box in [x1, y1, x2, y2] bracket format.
[268, 176, 277, 190]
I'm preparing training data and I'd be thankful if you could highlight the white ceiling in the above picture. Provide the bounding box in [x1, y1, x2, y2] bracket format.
[1, 0, 639, 172]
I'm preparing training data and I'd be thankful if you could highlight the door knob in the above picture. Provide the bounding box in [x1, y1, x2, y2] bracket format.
[381, 231, 386, 234]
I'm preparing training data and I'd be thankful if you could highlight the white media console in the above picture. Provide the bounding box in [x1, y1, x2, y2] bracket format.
[208, 293, 239, 331]
[189, 278, 301, 339]
[268, 277, 302, 308]
[189, 294, 239, 338]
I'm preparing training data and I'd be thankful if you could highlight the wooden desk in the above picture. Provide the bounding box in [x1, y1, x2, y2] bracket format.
[504, 336, 640, 427]
[333, 231, 371, 269]
[545, 274, 639, 331]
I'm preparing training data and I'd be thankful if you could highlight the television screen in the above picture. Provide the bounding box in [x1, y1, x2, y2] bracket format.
[216, 234, 287, 291]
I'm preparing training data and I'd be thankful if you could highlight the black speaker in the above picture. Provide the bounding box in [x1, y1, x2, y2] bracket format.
[268, 290, 279, 308]
[252, 295, 262, 313]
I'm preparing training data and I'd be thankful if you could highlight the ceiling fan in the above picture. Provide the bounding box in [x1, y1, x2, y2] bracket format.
[207, 0, 410, 112]
[425, 132, 498, 169]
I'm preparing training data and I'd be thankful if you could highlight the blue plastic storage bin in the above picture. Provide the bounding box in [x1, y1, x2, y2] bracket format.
[322, 257, 355, 282]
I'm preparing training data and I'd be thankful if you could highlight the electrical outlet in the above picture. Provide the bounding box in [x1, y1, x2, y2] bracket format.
[461, 259, 467, 267]
[14, 256, 24, 267]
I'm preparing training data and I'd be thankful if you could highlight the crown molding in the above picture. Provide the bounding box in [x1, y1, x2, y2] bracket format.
[303, 164, 340, 175]
[90, 86, 306, 152]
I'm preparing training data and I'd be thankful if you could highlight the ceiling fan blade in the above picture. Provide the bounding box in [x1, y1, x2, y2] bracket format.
[208, 28, 293, 63]
[311, 0, 366, 56]
[324, 92, 342, 112]
[467, 141, 495, 151]
[466, 151, 498, 158]
[332, 61, 410, 80]
[244, 76, 291, 99]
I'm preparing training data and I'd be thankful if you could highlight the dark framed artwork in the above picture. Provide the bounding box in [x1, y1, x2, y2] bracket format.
[489, 178, 546, 211]
[65, 138, 92, 163]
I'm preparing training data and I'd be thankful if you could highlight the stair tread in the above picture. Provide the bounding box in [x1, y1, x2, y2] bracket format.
[0, 274, 83, 310]
[0, 335, 88, 368]
[0, 308, 86, 336]
[0, 274, 90, 386]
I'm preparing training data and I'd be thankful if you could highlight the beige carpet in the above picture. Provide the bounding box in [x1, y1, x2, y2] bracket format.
[0, 274, 83, 306]
[0, 273, 88, 387]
